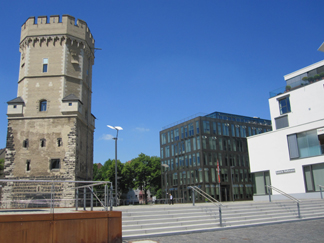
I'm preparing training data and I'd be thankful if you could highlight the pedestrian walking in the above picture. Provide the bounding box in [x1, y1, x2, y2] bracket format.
[169, 193, 173, 205]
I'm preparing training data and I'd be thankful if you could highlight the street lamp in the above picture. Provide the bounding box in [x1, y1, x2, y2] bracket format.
[161, 164, 169, 204]
[230, 166, 235, 202]
[107, 125, 123, 206]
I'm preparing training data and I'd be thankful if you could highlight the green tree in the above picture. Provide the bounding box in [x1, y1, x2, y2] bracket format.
[121, 162, 135, 191]
[93, 159, 121, 198]
[131, 153, 161, 204]
[105, 160, 125, 196]
[93, 154, 162, 202]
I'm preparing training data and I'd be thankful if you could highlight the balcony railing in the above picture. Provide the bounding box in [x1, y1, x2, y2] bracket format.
[269, 78, 324, 98]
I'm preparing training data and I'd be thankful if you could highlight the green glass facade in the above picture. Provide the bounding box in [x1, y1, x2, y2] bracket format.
[160, 112, 271, 202]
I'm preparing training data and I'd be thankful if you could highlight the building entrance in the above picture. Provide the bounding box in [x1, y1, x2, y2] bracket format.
[220, 185, 230, 202]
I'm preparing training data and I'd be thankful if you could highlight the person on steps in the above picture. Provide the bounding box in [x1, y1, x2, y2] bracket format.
[169, 193, 173, 205]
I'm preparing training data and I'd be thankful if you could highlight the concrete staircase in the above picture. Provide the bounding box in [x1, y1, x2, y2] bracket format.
[120, 199, 324, 239]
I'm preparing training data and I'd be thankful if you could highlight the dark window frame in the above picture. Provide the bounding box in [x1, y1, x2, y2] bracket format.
[50, 159, 60, 170]
[39, 100, 47, 111]
[278, 96, 291, 115]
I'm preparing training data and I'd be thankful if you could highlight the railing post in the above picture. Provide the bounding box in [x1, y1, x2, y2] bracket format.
[83, 187, 86, 210]
[192, 189, 195, 206]
[219, 206, 222, 226]
[104, 184, 107, 210]
[90, 186, 93, 211]
[110, 184, 113, 211]
[297, 202, 301, 218]
[268, 186, 272, 202]
[50, 183, 54, 214]
[76, 189, 79, 211]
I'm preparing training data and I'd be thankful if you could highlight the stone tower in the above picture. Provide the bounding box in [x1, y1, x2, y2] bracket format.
[3, 15, 95, 206]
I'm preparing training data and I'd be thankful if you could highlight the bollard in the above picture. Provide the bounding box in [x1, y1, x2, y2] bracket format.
[219, 206, 222, 226]
[297, 202, 301, 218]
[192, 190, 195, 206]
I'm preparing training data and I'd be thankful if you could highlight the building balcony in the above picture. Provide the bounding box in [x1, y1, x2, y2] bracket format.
[269, 78, 324, 98]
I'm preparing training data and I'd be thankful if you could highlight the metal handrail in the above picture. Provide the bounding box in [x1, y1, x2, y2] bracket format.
[319, 185, 324, 199]
[266, 185, 300, 203]
[266, 185, 301, 218]
[189, 186, 223, 226]
[189, 186, 222, 206]
[0, 179, 113, 212]
[154, 198, 184, 204]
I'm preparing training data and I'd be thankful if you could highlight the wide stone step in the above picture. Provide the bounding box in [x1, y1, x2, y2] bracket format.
[123, 213, 213, 226]
[121, 199, 324, 239]
[122, 210, 207, 221]
[123, 218, 218, 230]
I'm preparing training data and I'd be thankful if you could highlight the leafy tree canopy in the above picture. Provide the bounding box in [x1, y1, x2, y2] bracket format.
[93, 153, 161, 201]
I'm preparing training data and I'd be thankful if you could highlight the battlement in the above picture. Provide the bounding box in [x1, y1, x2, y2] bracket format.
[21, 15, 94, 48]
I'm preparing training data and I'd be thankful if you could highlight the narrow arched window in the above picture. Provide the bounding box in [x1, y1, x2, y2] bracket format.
[40, 100, 47, 111]
[40, 139, 46, 147]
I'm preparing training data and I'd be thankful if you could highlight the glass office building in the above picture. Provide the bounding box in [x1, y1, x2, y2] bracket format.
[160, 111, 271, 202]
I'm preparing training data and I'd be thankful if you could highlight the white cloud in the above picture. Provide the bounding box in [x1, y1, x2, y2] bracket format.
[135, 127, 150, 132]
[100, 134, 114, 140]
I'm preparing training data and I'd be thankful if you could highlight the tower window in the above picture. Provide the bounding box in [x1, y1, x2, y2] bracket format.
[40, 139, 46, 147]
[23, 139, 29, 148]
[26, 160, 31, 171]
[57, 138, 62, 147]
[43, 58, 48, 72]
[50, 159, 60, 170]
[40, 100, 47, 111]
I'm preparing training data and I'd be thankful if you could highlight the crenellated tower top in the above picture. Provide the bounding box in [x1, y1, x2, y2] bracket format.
[21, 15, 95, 49]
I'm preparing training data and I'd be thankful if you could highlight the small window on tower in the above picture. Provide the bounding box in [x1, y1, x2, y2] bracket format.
[43, 58, 48, 72]
[50, 159, 60, 170]
[57, 138, 62, 147]
[26, 160, 31, 171]
[39, 100, 47, 111]
[40, 139, 46, 147]
[23, 139, 29, 148]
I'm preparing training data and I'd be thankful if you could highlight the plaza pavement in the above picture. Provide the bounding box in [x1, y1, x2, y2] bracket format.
[124, 218, 324, 243]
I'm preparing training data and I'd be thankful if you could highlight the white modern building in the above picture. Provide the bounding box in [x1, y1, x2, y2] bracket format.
[248, 47, 324, 201]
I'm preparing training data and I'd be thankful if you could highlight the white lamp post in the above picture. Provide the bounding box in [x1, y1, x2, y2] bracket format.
[161, 164, 169, 203]
[107, 125, 123, 206]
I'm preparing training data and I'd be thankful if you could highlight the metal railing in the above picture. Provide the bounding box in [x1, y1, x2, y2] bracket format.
[189, 186, 223, 226]
[155, 198, 184, 204]
[0, 179, 114, 212]
[266, 185, 301, 218]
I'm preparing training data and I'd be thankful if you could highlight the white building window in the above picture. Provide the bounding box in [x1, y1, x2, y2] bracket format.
[303, 163, 324, 192]
[278, 96, 291, 115]
[287, 129, 322, 159]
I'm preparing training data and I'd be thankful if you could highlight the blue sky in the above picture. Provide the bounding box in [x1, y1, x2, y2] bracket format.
[1, 0, 324, 164]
